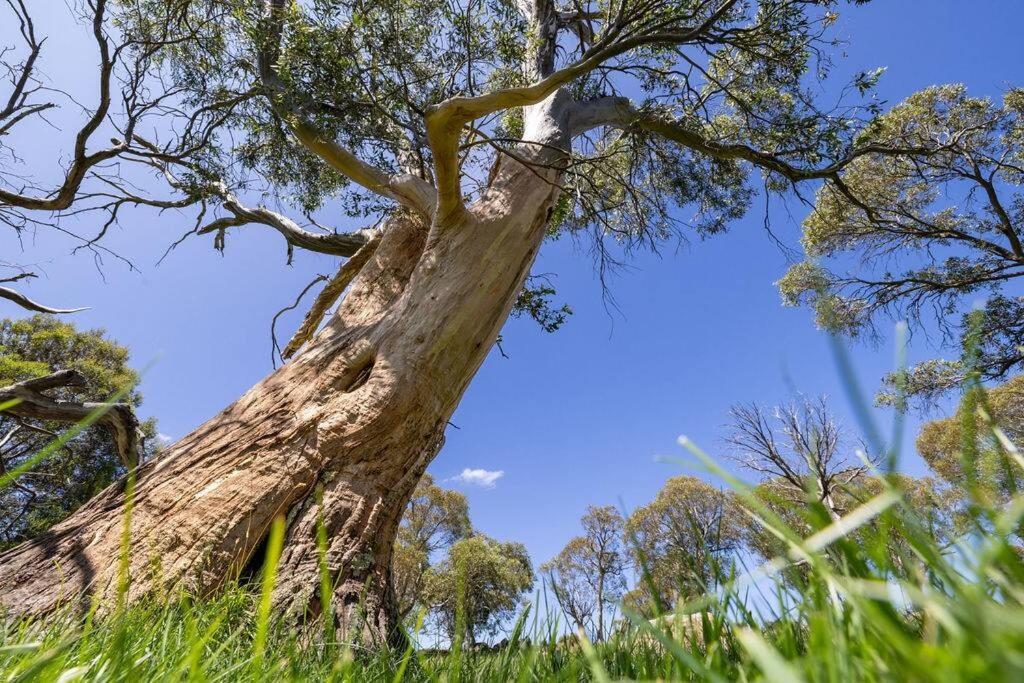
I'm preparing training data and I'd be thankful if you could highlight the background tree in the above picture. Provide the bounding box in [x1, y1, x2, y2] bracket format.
[0, 0, 975, 646]
[542, 505, 626, 641]
[0, 316, 154, 547]
[917, 374, 1024, 502]
[741, 471, 959, 588]
[777, 86, 1024, 404]
[724, 395, 863, 585]
[725, 397, 872, 521]
[623, 476, 743, 615]
[393, 474, 471, 621]
[422, 535, 534, 646]
[727, 397, 959, 580]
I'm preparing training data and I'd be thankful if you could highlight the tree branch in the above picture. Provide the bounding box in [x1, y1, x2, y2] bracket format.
[129, 135, 374, 259]
[0, 273, 88, 314]
[0, 0, 129, 212]
[199, 195, 374, 259]
[281, 229, 382, 360]
[568, 96, 951, 183]
[425, 0, 740, 222]
[0, 369, 142, 468]
[258, 0, 435, 218]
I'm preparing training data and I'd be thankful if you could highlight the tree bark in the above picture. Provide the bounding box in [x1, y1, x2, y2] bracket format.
[0, 94, 571, 646]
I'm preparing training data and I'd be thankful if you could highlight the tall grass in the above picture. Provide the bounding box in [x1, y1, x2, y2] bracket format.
[2, 337, 1024, 681]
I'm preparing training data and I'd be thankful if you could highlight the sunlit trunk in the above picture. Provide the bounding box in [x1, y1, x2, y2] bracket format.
[0, 94, 571, 646]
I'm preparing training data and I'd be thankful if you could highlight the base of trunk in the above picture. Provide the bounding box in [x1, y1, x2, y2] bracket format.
[0, 112, 565, 650]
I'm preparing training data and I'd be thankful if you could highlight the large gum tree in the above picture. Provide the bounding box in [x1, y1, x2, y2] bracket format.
[0, 0, 968, 646]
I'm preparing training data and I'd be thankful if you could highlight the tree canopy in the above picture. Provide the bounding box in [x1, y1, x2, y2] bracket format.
[778, 85, 1024, 402]
[917, 373, 1024, 501]
[423, 534, 534, 644]
[624, 475, 743, 613]
[393, 473, 472, 620]
[2, 0, 1019, 650]
[542, 505, 627, 641]
[1, 0, 962, 323]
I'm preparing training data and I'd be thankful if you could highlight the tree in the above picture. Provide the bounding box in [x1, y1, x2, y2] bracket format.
[0, 0, 976, 646]
[725, 397, 871, 521]
[422, 535, 533, 645]
[624, 476, 743, 614]
[542, 505, 626, 641]
[917, 374, 1024, 502]
[743, 472, 958, 583]
[0, 316, 153, 547]
[727, 398, 958, 577]
[776, 85, 1024, 404]
[393, 474, 471, 621]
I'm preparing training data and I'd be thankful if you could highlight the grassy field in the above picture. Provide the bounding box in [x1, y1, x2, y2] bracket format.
[4, 463, 1024, 680]
[3, 354, 1024, 681]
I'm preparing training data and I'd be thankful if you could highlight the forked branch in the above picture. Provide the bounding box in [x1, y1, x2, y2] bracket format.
[129, 136, 374, 259]
[425, 0, 740, 219]
[0, 0, 129, 212]
[258, 0, 435, 218]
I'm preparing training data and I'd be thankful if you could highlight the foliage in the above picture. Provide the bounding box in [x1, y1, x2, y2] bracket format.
[779, 85, 1024, 401]
[623, 476, 744, 615]
[724, 396, 961, 579]
[542, 505, 627, 641]
[917, 373, 1024, 501]
[393, 474, 471, 620]
[5, 366, 1024, 680]
[511, 280, 572, 334]
[3, 0, 922, 321]
[422, 534, 534, 644]
[743, 473, 958, 582]
[0, 315, 155, 547]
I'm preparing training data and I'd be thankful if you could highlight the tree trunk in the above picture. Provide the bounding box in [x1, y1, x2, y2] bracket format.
[0, 94, 571, 646]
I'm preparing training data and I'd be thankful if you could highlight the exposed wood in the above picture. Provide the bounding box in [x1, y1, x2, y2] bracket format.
[0, 286, 89, 315]
[0, 0, 889, 650]
[0, 120, 565, 637]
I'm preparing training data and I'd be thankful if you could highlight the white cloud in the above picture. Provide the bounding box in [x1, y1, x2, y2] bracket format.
[155, 433, 174, 446]
[453, 468, 504, 489]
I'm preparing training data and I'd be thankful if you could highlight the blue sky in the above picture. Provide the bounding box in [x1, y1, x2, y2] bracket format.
[3, 1, 1023, 568]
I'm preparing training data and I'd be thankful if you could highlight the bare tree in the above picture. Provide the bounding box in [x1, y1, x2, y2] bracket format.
[1, 0, 143, 313]
[726, 397, 870, 521]
[0, 0, 980, 647]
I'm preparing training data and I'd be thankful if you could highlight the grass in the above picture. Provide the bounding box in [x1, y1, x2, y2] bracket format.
[3, 339, 1024, 681]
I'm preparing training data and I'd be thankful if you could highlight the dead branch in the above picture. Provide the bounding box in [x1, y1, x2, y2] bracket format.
[0, 369, 142, 468]
[0, 272, 88, 314]
[281, 230, 383, 360]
